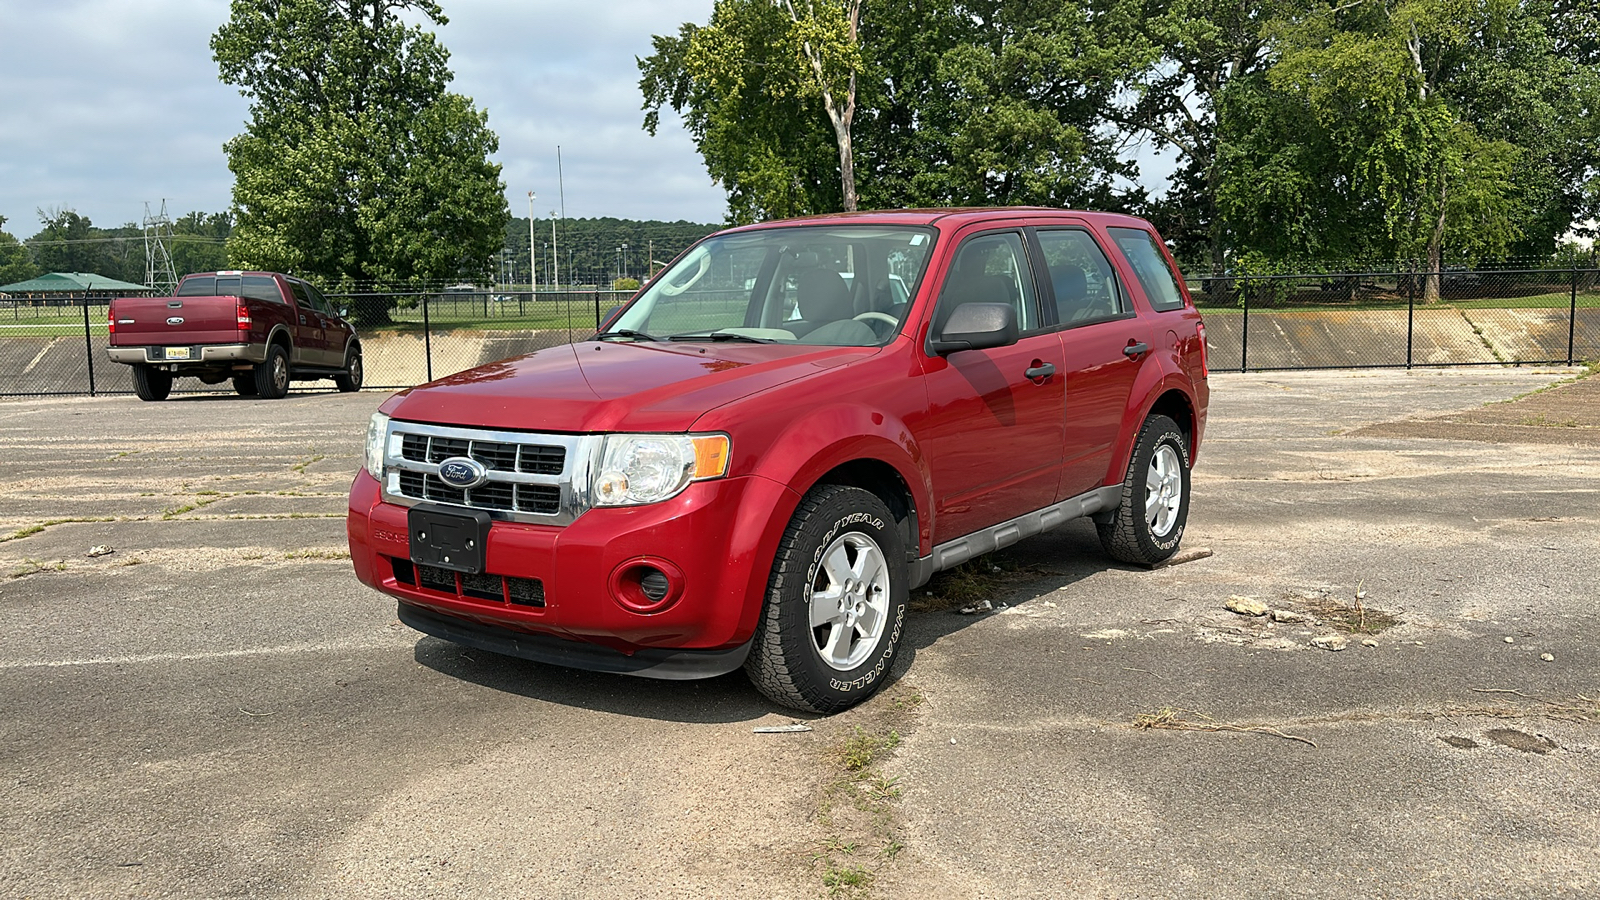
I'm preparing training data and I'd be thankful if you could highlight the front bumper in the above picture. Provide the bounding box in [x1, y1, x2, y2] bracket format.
[347, 469, 798, 668]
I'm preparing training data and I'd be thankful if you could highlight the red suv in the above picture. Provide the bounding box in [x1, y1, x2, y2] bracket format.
[348, 209, 1208, 712]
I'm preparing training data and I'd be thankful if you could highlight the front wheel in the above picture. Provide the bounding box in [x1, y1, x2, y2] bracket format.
[745, 484, 908, 714]
[334, 348, 363, 392]
[1097, 414, 1191, 565]
[131, 365, 172, 401]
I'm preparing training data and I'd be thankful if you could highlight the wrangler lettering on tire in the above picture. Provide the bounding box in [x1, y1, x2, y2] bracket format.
[745, 485, 909, 714]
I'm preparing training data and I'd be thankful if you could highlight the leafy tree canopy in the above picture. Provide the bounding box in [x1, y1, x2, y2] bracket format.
[0, 216, 39, 287]
[213, 0, 508, 318]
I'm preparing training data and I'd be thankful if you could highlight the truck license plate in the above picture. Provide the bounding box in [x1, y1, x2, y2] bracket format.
[163, 347, 192, 360]
[408, 506, 491, 574]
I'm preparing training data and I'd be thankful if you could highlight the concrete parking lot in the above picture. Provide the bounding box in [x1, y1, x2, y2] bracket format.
[1, 367, 1596, 898]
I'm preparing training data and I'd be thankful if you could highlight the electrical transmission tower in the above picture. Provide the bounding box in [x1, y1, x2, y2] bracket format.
[143, 200, 179, 294]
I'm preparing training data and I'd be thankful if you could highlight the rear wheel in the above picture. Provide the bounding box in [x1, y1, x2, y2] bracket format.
[745, 485, 908, 713]
[131, 365, 172, 402]
[253, 343, 290, 399]
[1097, 414, 1191, 565]
[334, 347, 363, 392]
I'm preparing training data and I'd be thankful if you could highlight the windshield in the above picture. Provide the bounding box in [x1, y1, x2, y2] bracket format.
[608, 224, 936, 347]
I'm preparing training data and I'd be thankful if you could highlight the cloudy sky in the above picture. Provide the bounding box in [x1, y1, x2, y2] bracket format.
[0, 0, 725, 235]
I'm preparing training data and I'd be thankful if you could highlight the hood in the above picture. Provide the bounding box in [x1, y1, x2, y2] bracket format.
[381, 339, 876, 433]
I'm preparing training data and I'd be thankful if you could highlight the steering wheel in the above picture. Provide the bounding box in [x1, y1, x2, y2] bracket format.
[852, 310, 899, 340]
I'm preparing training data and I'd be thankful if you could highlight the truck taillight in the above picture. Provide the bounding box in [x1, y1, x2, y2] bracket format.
[107, 307, 115, 335]
[237, 303, 251, 329]
[1195, 321, 1209, 378]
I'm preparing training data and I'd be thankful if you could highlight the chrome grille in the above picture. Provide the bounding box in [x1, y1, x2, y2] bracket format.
[381, 421, 597, 525]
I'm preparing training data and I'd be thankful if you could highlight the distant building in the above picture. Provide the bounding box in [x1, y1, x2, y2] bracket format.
[0, 272, 156, 305]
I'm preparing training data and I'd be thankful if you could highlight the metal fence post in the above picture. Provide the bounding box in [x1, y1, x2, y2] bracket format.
[1239, 285, 1250, 373]
[1569, 255, 1580, 367]
[593, 291, 601, 331]
[421, 291, 434, 383]
[82, 296, 97, 397]
[1406, 264, 1415, 370]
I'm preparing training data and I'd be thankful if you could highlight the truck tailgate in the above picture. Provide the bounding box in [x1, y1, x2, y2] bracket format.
[110, 296, 240, 347]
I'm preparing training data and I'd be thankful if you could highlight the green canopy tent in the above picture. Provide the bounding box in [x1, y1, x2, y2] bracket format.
[0, 272, 156, 304]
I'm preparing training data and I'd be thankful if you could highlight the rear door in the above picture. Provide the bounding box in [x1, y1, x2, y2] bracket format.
[917, 228, 1067, 542]
[284, 279, 325, 365]
[1034, 226, 1151, 498]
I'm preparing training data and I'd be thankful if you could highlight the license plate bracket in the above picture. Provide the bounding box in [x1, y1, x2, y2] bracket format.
[408, 506, 491, 574]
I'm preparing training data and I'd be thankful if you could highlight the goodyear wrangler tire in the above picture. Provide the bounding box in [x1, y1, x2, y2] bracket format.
[1097, 414, 1191, 565]
[254, 343, 290, 399]
[745, 484, 908, 714]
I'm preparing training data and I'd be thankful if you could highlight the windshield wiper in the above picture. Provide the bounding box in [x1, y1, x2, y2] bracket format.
[668, 331, 777, 344]
[593, 329, 658, 342]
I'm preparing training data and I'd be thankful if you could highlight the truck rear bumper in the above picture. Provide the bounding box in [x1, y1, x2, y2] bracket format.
[106, 344, 265, 365]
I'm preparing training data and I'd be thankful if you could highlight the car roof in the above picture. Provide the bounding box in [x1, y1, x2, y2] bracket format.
[717, 207, 1154, 234]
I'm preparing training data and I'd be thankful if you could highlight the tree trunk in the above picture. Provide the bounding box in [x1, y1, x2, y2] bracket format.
[1423, 179, 1446, 304]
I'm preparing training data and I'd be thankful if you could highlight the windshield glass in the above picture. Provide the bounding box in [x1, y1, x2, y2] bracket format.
[609, 224, 936, 347]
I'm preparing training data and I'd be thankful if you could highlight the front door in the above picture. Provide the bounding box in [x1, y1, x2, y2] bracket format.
[917, 230, 1066, 544]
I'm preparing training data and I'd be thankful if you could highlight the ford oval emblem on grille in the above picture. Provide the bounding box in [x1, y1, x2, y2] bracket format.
[166, 316, 184, 325]
[437, 456, 487, 489]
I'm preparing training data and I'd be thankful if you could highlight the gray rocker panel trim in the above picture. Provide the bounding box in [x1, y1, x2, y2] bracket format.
[907, 485, 1122, 589]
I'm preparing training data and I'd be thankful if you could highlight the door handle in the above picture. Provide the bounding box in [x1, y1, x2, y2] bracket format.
[299, 315, 307, 324]
[1024, 362, 1056, 380]
[1123, 342, 1149, 358]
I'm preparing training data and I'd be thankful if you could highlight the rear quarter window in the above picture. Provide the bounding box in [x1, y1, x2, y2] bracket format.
[1108, 227, 1186, 313]
[242, 276, 282, 303]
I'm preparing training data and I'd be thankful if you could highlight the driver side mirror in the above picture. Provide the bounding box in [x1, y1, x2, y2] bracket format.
[929, 303, 1019, 355]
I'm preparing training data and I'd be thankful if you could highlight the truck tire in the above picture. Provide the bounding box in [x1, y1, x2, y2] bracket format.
[131, 365, 172, 402]
[232, 374, 257, 396]
[253, 343, 290, 399]
[1097, 414, 1190, 565]
[334, 347, 363, 392]
[745, 484, 908, 713]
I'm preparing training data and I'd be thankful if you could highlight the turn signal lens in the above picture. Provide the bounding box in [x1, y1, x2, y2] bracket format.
[690, 434, 730, 479]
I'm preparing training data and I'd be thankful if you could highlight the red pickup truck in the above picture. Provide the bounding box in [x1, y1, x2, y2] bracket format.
[348, 209, 1208, 712]
[107, 271, 363, 400]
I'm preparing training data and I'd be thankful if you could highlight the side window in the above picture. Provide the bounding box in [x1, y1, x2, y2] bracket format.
[307, 283, 335, 315]
[1108, 226, 1186, 312]
[933, 232, 1039, 335]
[1037, 229, 1124, 325]
[242, 275, 282, 303]
[288, 280, 314, 311]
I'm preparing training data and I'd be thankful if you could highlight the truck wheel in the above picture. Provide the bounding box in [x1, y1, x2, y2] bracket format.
[232, 374, 257, 396]
[334, 348, 363, 392]
[745, 484, 908, 713]
[131, 365, 172, 402]
[1097, 414, 1190, 565]
[253, 343, 290, 399]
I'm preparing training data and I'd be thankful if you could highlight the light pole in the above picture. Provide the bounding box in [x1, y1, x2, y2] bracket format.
[551, 211, 560, 291]
[527, 191, 537, 294]
[621, 242, 629, 281]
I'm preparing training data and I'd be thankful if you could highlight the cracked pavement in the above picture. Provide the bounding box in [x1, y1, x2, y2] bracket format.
[2, 368, 1597, 899]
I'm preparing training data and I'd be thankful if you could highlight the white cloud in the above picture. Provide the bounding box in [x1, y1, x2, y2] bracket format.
[0, 0, 724, 236]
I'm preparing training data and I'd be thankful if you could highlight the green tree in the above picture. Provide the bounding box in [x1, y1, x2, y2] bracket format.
[170, 211, 234, 277]
[0, 216, 39, 286]
[642, 0, 1146, 221]
[213, 0, 508, 321]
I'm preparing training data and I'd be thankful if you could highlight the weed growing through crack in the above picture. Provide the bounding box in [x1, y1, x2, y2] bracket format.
[912, 558, 1027, 612]
[812, 695, 922, 898]
[8, 558, 68, 579]
[282, 548, 351, 561]
[1300, 593, 1400, 634]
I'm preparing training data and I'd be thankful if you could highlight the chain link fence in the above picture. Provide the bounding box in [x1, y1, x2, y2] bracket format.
[3, 267, 1596, 398]
[1187, 262, 1598, 371]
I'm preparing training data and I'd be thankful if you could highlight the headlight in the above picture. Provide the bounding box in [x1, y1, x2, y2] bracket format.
[591, 433, 729, 506]
[364, 412, 390, 480]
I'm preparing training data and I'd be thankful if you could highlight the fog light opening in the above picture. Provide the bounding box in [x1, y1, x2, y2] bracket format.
[610, 559, 684, 614]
